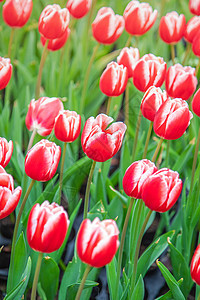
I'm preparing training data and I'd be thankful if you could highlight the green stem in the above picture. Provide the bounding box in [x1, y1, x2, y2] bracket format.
[165, 140, 170, 166]
[8, 28, 15, 59]
[196, 57, 200, 76]
[170, 44, 175, 65]
[160, 0, 166, 18]
[31, 252, 43, 300]
[125, 83, 129, 130]
[35, 40, 49, 99]
[75, 265, 91, 300]
[83, 160, 96, 219]
[106, 96, 112, 115]
[152, 138, 164, 163]
[132, 110, 142, 161]
[197, 291, 200, 300]
[143, 121, 153, 159]
[59, 142, 67, 205]
[130, 200, 143, 263]
[182, 43, 191, 66]
[114, 197, 135, 300]
[27, 128, 37, 152]
[191, 128, 200, 193]
[125, 35, 132, 47]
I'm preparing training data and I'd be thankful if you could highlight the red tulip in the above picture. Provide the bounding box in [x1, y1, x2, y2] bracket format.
[192, 88, 200, 117]
[54, 110, 81, 143]
[153, 98, 193, 140]
[67, 0, 91, 19]
[25, 97, 64, 136]
[3, 0, 33, 27]
[40, 28, 70, 51]
[184, 16, 200, 43]
[27, 201, 69, 253]
[117, 47, 140, 78]
[77, 217, 119, 268]
[123, 0, 157, 36]
[189, 0, 200, 15]
[192, 31, 200, 56]
[81, 114, 126, 162]
[123, 159, 157, 199]
[100, 62, 128, 97]
[25, 139, 61, 182]
[133, 54, 167, 92]
[92, 7, 124, 44]
[191, 244, 200, 285]
[165, 64, 197, 100]
[38, 4, 70, 40]
[0, 166, 22, 219]
[0, 57, 12, 90]
[140, 86, 169, 122]
[0, 138, 13, 168]
[142, 168, 182, 213]
[159, 11, 186, 44]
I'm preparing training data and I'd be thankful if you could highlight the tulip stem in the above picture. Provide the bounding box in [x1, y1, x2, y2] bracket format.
[125, 35, 132, 48]
[152, 138, 164, 163]
[59, 142, 67, 205]
[143, 121, 153, 158]
[35, 40, 49, 100]
[114, 197, 135, 300]
[182, 43, 191, 66]
[190, 128, 200, 194]
[196, 57, 200, 76]
[75, 265, 92, 300]
[197, 292, 200, 300]
[31, 252, 43, 300]
[83, 160, 96, 219]
[165, 140, 170, 166]
[8, 28, 15, 59]
[106, 96, 112, 115]
[125, 83, 130, 130]
[27, 128, 37, 152]
[132, 110, 142, 161]
[170, 44, 175, 65]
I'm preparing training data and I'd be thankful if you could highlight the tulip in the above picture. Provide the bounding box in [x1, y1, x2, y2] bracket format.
[3, 0, 33, 27]
[67, 0, 91, 19]
[77, 217, 119, 268]
[142, 168, 182, 213]
[99, 62, 128, 97]
[184, 16, 200, 43]
[25, 97, 64, 136]
[192, 88, 200, 117]
[191, 244, 200, 285]
[123, 0, 157, 36]
[92, 7, 124, 44]
[40, 28, 70, 51]
[25, 139, 61, 182]
[133, 54, 167, 92]
[0, 57, 12, 90]
[140, 86, 169, 122]
[117, 47, 140, 78]
[159, 11, 186, 44]
[0, 137, 13, 168]
[123, 159, 157, 199]
[189, 0, 200, 15]
[165, 64, 197, 100]
[192, 32, 200, 56]
[0, 166, 22, 219]
[38, 4, 70, 40]
[81, 114, 126, 162]
[27, 201, 69, 253]
[54, 110, 81, 143]
[153, 98, 193, 140]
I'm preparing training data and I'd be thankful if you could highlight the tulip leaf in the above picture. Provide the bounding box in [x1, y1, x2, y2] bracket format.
[130, 275, 144, 300]
[155, 279, 183, 300]
[109, 185, 128, 206]
[106, 256, 122, 300]
[172, 143, 193, 173]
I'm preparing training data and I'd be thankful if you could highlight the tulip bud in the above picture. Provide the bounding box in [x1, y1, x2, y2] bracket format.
[77, 217, 119, 268]
[92, 7, 124, 44]
[192, 88, 200, 117]
[123, 0, 157, 36]
[165, 64, 197, 100]
[153, 98, 193, 140]
[81, 114, 126, 162]
[0, 137, 13, 168]
[25, 97, 64, 136]
[123, 159, 157, 199]
[184, 16, 200, 43]
[0, 166, 22, 219]
[189, 0, 200, 16]
[25, 139, 61, 182]
[192, 32, 200, 56]
[191, 244, 200, 285]
[0, 57, 12, 90]
[142, 168, 182, 213]
[117, 47, 140, 78]
[100, 62, 128, 97]
[3, 0, 33, 27]
[38, 4, 70, 39]
[54, 110, 81, 142]
[40, 28, 70, 51]
[27, 201, 69, 253]
[67, 0, 91, 19]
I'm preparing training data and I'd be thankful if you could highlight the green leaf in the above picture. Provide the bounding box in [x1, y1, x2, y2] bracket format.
[172, 143, 194, 173]
[106, 257, 122, 300]
[131, 275, 144, 300]
[155, 279, 183, 300]
[109, 186, 128, 206]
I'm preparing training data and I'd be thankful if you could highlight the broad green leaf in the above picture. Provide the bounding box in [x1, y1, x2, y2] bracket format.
[106, 257, 122, 300]
[109, 186, 128, 206]
[131, 275, 144, 300]
[155, 279, 183, 300]
[172, 143, 193, 173]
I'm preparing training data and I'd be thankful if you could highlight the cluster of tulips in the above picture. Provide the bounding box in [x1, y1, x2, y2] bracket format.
[1, 0, 200, 299]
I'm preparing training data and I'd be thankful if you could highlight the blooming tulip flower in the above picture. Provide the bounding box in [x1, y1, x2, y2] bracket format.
[123, 159, 157, 199]
[0, 138, 13, 168]
[54, 110, 81, 142]
[123, 0, 157, 36]
[77, 217, 119, 268]
[159, 12, 186, 44]
[191, 244, 200, 285]
[27, 201, 69, 253]
[192, 32, 200, 56]
[189, 0, 200, 15]
[40, 28, 70, 51]
[133, 54, 167, 93]
[117, 47, 140, 78]
[81, 114, 126, 162]
[153, 98, 193, 140]
[192, 88, 200, 117]
[67, 0, 91, 19]
[25, 139, 61, 182]
[92, 7, 124, 44]
[25, 97, 64, 136]
[99, 62, 128, 97]
[0, 57, 12, 90]
[39, 4, 70, 40]
[0, 166, 22, 219]
[184, 16, 200, 43]
[142, 168, 182, 213]
[165, 64, 197, 100]
[3, 0, 33, 27]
